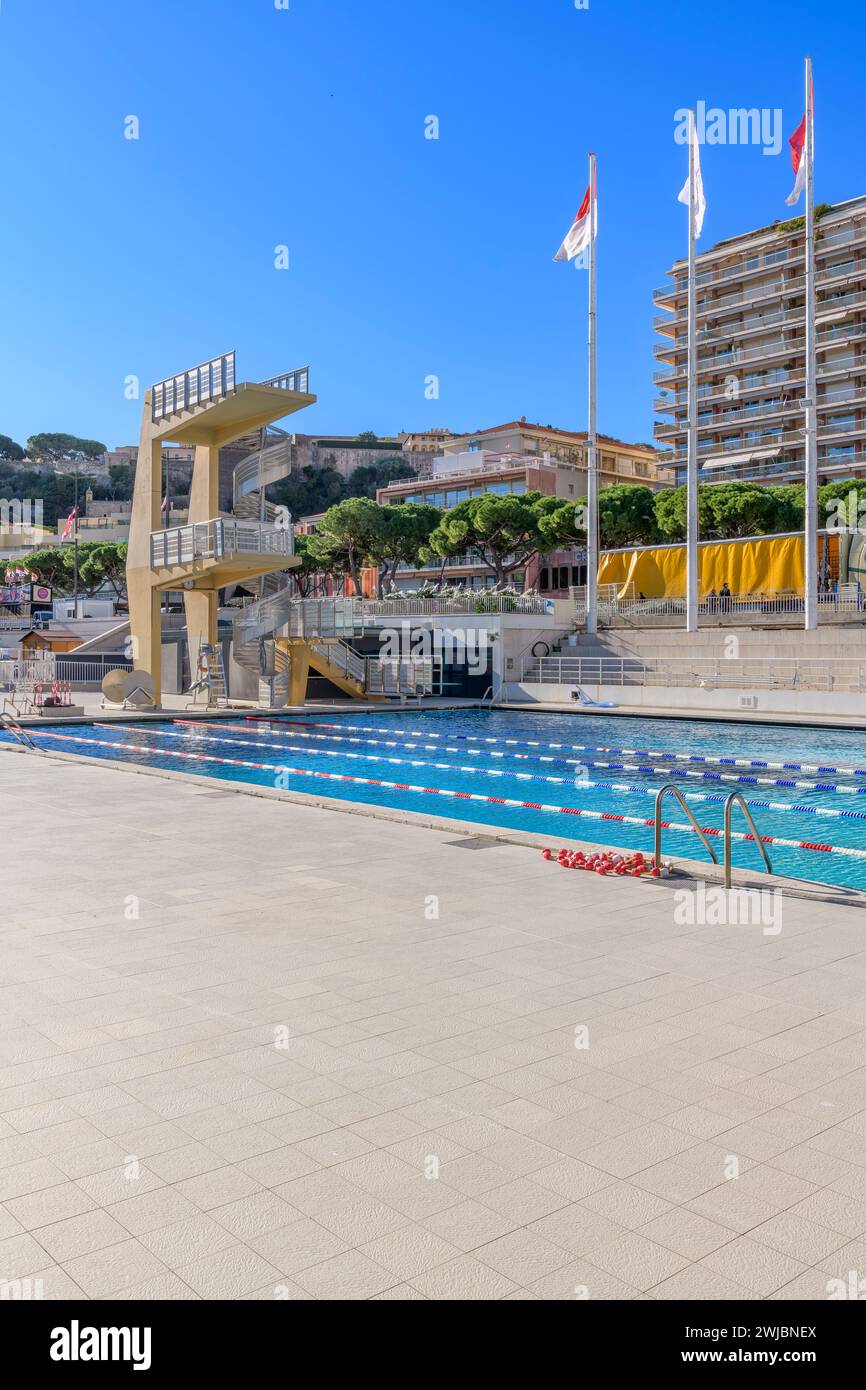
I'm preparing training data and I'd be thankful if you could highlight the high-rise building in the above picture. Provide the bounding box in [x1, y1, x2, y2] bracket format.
[653, 195, 866, 487]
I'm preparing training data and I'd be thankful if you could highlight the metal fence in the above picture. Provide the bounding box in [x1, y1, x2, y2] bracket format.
[521, 654, 866, 693]
[151, 351, 236, 422]
[573, 587, 862, 629]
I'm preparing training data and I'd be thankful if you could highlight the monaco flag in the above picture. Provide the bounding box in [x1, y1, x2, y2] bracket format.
[61, 506, 76, 542]
[554, 185, 594, 262]
[786, 75, 813, 206]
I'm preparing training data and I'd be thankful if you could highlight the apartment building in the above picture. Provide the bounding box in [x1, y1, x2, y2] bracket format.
[377, 429, 664, 592]
[438, 420, 663, 487]
[654, 194, 866, 486]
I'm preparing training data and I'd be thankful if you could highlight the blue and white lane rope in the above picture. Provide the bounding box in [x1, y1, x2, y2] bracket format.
[215, 720, 866, 797]
[91, 722, 865, 823]
[251, 716, 866, 781]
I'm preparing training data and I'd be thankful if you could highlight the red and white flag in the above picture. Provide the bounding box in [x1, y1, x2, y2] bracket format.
[553, 185, 594, 262]
[786, 75, 814, 206]
[61, 506, 77, 542]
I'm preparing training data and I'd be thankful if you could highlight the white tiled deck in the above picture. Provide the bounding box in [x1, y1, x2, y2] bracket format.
[2, 747, 866, 1300]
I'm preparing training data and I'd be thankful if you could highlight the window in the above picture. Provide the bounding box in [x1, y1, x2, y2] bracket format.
[539, 568, 549, 591]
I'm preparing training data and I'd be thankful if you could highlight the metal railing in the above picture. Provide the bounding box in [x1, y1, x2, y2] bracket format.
[311, 638, 366, 685]
[520, 654, 866, 692]
[234, 593, 358, 645]
[259, 366, 310, 394]
[365, 657, 435, 696]
[233, 429, 294, 502]
[357, 594, 550, 617]
[0, 710, 36, 749]
[149, 518, 294, 567]
[724, 791, 772, 888]
[654, 784, 719, 868]
[151, 351, 236, 422]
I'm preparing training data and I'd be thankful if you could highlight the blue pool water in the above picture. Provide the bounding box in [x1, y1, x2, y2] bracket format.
[8, 709, 866, 891]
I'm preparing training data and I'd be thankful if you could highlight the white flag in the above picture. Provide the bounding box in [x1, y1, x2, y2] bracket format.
[677, 121, 706, 238]
[553, 185, 594, 262]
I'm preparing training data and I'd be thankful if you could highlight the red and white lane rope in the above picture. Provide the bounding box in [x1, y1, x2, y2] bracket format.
[250, 715, 866, 781]
[208, 720, 866, 798]
[160, 722, 866, 823]
[36, 726, 866, 861]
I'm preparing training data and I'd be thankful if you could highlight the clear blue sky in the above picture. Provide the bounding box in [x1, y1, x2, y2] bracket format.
[0, 0, 862, 452]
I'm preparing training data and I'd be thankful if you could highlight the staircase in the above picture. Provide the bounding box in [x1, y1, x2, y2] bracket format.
[230, 594, 434, 703]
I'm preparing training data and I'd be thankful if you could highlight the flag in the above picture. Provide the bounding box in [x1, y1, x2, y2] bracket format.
[61, 506, 77, 542]
[161, 495, 168, 516]
[553, 185, 594, 262]
[677, 120, 706, 238]
[786, 70, 814, 206]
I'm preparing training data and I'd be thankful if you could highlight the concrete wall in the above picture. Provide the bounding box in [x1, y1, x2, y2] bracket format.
[506, 680, 866, 721]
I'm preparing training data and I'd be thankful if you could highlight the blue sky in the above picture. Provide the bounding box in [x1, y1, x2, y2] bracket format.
[0, 0, 862, 452]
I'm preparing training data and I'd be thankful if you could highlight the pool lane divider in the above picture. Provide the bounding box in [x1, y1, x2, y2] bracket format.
[206, 721, 866, 798]
[251, 716, 866, 781]
[162, 723, 866, 824]
[30, 726, 866, 860]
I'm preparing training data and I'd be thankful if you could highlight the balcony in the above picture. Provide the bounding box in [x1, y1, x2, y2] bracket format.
[149, 518, 294, 569]
[653, 223, 866, 304]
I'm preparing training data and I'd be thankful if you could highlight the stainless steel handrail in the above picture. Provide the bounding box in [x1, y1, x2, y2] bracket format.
[654, 783, 720, 868]
[0, 710, 36, 749]
[723, 791, 773, 888]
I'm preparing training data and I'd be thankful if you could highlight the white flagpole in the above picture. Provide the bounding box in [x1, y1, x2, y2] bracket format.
[803, 56, 817, 631]
[685, 111, 699, 633]
[586, 152, 598, 635]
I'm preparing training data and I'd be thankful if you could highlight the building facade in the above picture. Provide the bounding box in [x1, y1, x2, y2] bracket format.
[377, 428, 665, 593]
[654, 195, 866, 487]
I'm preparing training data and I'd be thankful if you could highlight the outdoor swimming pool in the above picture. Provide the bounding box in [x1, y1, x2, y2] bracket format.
[8, 709, 866, 892]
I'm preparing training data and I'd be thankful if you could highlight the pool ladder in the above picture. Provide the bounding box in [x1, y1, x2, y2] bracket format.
[0, 710, 37, 750]
[653, 783, 772, 888]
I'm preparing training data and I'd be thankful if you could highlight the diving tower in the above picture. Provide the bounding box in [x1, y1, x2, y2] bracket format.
[126, 351, 314, 703]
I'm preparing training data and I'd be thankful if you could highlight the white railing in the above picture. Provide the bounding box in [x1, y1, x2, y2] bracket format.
[259, 366, 310, 394]
[572, 587, 861, 628]
[311, 639, 366, 685]
[521, 654, 866, 693]
[149, 518, 294, 567]
[357, 594, 550, 617]
[151, 351, 236, 422]
[234, 593, 358, 644]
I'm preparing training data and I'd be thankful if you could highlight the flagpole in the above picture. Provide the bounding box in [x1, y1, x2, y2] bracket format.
[803, 56, 817, 631]
[686, 110, 699, 633]
[586, 151, 598, 635]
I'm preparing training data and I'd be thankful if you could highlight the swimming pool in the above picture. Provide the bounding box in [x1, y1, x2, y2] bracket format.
[9, 709, 866, 891]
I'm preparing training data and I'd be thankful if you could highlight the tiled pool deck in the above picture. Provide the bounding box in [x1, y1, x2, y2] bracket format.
[2, 746, 866, 1301]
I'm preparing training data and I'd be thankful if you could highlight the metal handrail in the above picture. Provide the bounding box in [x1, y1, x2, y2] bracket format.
[0, 710, 36, 749]
[654, 783, 719, 869]
[723, 791, 772, 889]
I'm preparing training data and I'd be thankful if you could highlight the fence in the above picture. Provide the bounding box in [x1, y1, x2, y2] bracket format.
[358, 594, 549, 618]
[521, 654, 866, 694]
[573, 587, 862, 629]
[150, 518, 294, 567]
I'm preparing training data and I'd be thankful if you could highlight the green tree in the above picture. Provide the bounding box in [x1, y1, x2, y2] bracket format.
[0, 434, 25, 461]
[308, 497, 385, 595]
[423, 493, 548, 586]
[375, 503, 441, 594]
[26, 433, 107, 463]
[77, 541, 128, 599]
[8, 546, 74, 592]
[598, 485, 659, 547]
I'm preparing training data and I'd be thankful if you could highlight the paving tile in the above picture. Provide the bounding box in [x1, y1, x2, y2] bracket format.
[408, 1255, 518, 1301]
[175, 1245, 283, 1299]
[63, 1239, 168, 1297]
[34, 1211, 130, 1264]
[291, 1249, 398, 1301]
